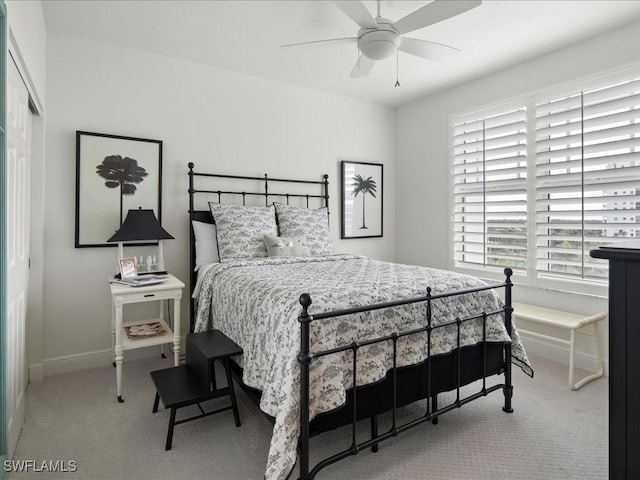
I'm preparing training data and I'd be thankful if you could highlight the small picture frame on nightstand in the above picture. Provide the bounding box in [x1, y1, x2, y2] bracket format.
[119, 257, 138, 279]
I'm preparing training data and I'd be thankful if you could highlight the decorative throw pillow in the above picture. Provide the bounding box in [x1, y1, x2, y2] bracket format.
[263, 234, 311, 257]
[192, 220, 219, 270]
[209, 203, 277, 261]
[274, 203, 333, 256]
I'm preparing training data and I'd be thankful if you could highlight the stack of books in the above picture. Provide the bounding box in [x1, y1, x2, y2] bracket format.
[112, 274, 169, 287]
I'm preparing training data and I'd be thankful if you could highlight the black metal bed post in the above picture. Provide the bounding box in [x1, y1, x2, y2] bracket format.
[322, 174, 329, 211]
[502, 267, 514, 413]
[426, 287, 439, 425]
[298, 293, 313, 480]
[188, 162, 196, 332]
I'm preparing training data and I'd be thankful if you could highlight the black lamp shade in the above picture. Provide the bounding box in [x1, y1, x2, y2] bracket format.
[107, 209, 174, 242]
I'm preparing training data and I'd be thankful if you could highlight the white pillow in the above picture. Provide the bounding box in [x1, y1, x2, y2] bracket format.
[263, 234, 311, 257]
[192, 220, 219, 271]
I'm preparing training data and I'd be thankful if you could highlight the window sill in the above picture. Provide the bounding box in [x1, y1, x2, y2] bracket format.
[452, 264, 608, 299]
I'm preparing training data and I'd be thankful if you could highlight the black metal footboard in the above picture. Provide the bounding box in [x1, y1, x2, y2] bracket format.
[297, 268, 514, 480]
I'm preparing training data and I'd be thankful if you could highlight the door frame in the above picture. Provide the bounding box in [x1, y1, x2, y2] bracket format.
[1, 0, 9, 477]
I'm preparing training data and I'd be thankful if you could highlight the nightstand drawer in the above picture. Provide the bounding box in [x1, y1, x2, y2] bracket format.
[113, 287, 182, 305]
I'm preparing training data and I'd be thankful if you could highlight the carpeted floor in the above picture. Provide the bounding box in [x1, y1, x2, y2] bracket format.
[9, 351, 607, 480]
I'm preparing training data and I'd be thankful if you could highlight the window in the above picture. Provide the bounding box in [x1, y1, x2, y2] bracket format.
[452, 69, 640, 285]
[453, 107, 528, 271]
[535, 78, 640, 281]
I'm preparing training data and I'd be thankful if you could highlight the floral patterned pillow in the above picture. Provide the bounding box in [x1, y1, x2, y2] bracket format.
[263, 234, 311, 257]
[209, 203, 277, 261]
[274, 203, 333, 256]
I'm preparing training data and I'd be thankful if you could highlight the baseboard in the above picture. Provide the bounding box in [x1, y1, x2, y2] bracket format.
[519, 333, 609, 377]
[35, 346, 176, 378]
[29, 363, 43, 382]
[32, 335, 608, 379]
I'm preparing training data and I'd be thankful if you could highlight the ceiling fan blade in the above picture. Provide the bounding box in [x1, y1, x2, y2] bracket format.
[393, 0, 482, 35]
[334, 1, 377, 29]
[281, 37, 357, 49]
[399, 37, 460, 61]
[350, 54, 376, 78]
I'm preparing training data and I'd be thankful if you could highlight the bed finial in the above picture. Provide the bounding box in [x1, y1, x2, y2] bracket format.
[503, 267, 513, 281]
[188, 162, 194, 169]
[299, 293, 313, 311]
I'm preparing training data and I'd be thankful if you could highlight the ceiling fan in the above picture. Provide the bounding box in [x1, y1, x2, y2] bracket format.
[282, 0, 481, 79]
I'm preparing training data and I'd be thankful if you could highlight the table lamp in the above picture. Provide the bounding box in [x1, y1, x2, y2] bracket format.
[107, 208, 174, 275]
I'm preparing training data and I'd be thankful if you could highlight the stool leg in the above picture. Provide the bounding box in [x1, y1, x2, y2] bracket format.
[431, 394, 439, 425]
[210, 359, 218, 391]
[224, 358, 241, 427]
[166, 408, 177, 450]
[153, 392, 160, 413]
[370, 415, 379, 453]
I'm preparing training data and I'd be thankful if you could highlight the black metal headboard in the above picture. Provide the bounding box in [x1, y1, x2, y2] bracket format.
[187, 162, 330, 331]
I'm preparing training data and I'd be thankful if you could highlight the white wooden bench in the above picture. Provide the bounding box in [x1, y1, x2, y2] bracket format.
[512, 302, 606, 390]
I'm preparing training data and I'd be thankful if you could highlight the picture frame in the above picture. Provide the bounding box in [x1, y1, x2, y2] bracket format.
[75, 131, 163, 248]
[118, 257, 138, 279]
[341, 161, 383, 239]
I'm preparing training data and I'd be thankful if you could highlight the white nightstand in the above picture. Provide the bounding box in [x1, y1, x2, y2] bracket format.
[109, 273, 185, 402]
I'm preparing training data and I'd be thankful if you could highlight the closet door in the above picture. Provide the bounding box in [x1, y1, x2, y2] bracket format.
[6, 54, 31, 458]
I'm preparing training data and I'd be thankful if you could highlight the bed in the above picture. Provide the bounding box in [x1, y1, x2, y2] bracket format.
[187, 163, 532, 480]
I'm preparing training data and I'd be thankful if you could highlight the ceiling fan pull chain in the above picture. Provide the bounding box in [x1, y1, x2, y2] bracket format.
[395, 49, 400, 88]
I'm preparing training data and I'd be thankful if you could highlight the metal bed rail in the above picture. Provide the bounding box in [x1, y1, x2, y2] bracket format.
[297, 268, 514, 480]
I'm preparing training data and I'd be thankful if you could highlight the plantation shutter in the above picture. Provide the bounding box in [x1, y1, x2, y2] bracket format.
[453, 107, 528, 271]
[535, 77, 640, 281]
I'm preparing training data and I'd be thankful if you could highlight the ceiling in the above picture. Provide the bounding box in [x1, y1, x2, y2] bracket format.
[42, 0, 640, 108]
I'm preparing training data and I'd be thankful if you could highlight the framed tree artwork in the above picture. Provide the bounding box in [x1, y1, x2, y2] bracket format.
[75, 131, 163, 248]
[341, 161, 383, 239]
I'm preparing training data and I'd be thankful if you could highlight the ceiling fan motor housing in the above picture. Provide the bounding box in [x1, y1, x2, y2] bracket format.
[358, 20, 401, 60]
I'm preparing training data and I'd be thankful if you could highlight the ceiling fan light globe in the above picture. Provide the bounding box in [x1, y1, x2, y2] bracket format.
[358, 28, 400, 60]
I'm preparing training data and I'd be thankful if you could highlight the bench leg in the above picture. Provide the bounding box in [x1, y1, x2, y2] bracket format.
[568, 329, 577, 389]
[166, 408, 177, 450]
[594, 322, 605, 375]
[224, 358, 241, 428]
[571, 322, 605, 390]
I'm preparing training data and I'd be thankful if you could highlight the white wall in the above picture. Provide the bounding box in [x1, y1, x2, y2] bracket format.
[42, 32, 395, 373]
[396, 20, 640, 367]
[6, 0, 46, 112]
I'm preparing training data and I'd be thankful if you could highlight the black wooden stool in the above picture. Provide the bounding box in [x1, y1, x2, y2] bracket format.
[150, 330, 242, 450]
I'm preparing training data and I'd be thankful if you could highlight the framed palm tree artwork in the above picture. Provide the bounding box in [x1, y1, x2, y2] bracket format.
[75, 131, 163, 248]
[341, 161, 383, 239]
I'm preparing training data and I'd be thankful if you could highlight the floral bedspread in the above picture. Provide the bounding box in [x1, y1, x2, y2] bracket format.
[193, 254, 532, 480]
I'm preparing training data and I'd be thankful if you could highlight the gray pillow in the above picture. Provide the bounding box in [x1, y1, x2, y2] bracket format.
[274, 203, 333, 256]
[263, 234, 311, 257]
[209, 203, 277, 261]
